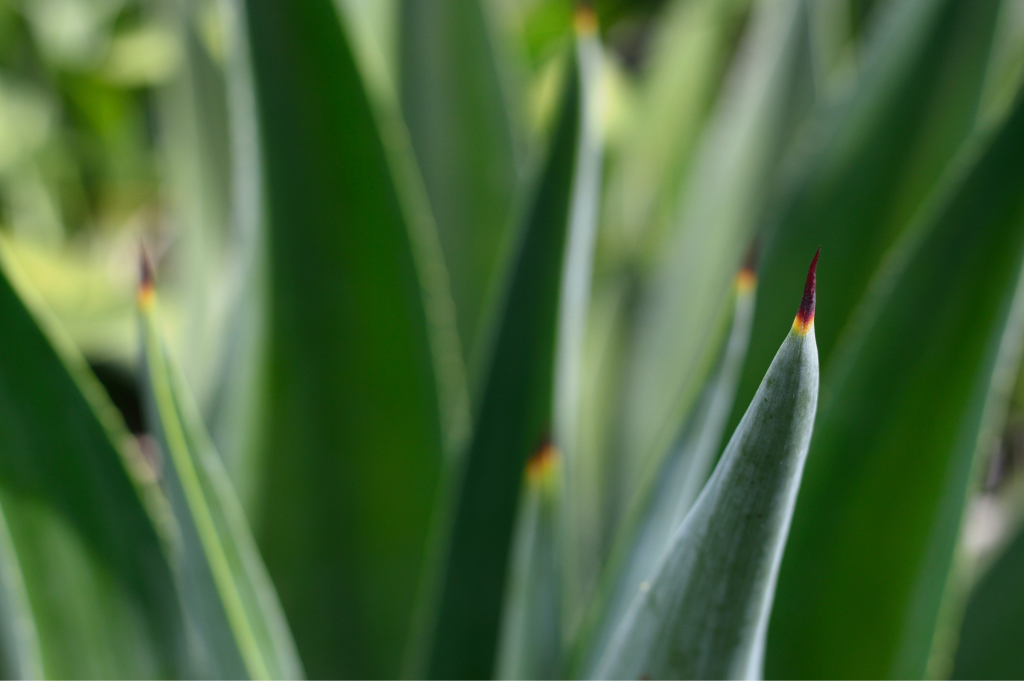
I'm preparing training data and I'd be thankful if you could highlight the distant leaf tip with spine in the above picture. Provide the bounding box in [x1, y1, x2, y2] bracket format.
[737, 242, 759, 293]
[792, 248, 818, 335]
[573, 1, 598, 36]
[138, 244, 155, 308]
[526, 440, 559, 488]
[736, 267, 757, 294]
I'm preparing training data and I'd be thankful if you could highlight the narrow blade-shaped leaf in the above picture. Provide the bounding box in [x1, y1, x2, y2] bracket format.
[0, 238, 186, 676]
[555, 8, 608, 637]
[595, 254, 819, 680]
[240, 0, 456, 675]
[575, 263, 758, 676]
[138, 270, 303, 680]
[495, 444, 561, 680]
[400, 0, 521, 364]
[768, 89, 1024, 679]
[415, 56, 580, 680]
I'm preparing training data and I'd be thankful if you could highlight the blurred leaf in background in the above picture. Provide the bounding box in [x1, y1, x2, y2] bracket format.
[0, 0, 1022, 679]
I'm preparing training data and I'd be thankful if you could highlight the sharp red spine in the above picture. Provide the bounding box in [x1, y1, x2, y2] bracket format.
[793, 249, 818, 333]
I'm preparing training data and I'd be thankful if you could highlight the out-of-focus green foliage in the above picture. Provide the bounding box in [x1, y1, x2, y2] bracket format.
[0, 0, 1023, 679]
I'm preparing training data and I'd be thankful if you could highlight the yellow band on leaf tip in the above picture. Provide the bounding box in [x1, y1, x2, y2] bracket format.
[574, 7, 598, 36]
[137, 285, 156, 309]
[736, 270, 757, 294]
[791, 315, 813, 335]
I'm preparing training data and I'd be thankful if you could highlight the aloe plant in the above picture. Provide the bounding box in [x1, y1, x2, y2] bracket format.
[0, 0, 1023, 679]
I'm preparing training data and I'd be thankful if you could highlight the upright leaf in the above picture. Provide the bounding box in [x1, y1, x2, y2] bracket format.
[767, 90, 1024, 679]
[575, 262, 758, 677]
[601, 0, 752, 259]
[415, 57, 580, 680]
[495, 444, 561, 681]
[0, 238, 186, 676]
[241, 0, 455, 675]
[595, 254, 819, 680]
[400, 0, 521, 364]
[138, 267, 303, 680]
[554, 7, 607, 638]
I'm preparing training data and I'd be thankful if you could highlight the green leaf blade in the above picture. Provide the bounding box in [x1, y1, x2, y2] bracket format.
[767, 87, 1024, 679]
[416, 57, 580, 681]
[495, 446, 561, 681]
[239, 0, 454, 676]
[595, 257, 819, 680]
[399, 0, 521, 364]
[138, 281, 303, 681]
[0, 241, 187, 677]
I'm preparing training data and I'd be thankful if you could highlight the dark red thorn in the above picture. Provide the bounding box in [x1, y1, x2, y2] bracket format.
[795, 248, 819, 328]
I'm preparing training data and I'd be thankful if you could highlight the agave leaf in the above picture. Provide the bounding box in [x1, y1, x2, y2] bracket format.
[728, 0, 1003, 441]
[767, 88, 1024, 679]
[0, 237, 186, 676]
[595, 254, 819, 680]
[137, 271, 303, 680]
[0, 503, 41, 679]
[155, 0, 232, 411]
[554, 9, 608, 638]
[414, 54, 580, 681]
[495, 445, 562, 680]
[574, 264, 758, 677]
[239, 0, 463, 675]
[399, 0, 521, 365]
[197, 0, 269, 513]
[952, 520, 1024, 679]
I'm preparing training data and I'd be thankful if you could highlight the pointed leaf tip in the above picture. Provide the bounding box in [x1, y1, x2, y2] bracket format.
[574, 1, 598, 35]
[793, 249, 818, 334]
[138, 245, 155, 307]
[737, 241, 760, 293]
[526, 439, 559, 488]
